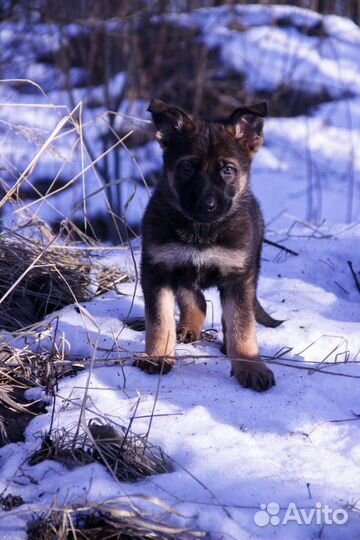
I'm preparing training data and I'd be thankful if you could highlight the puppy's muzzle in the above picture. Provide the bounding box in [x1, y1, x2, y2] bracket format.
[199, 194, 217, 214]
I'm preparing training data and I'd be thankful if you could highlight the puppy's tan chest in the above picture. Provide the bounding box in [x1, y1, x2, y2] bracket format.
[149, 242, 247, 273]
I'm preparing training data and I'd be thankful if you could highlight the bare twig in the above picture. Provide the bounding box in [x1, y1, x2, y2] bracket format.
[264, 238, 299, 256]
[347, 260, 360, 294]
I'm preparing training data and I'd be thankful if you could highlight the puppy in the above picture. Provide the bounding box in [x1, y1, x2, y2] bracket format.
[138, 98, 282, 392]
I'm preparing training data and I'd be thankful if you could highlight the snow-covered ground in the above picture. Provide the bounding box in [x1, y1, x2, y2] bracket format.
[1, 224, 360, 539]
[0, 3, 359, 227]
[0, 4, 360, 539]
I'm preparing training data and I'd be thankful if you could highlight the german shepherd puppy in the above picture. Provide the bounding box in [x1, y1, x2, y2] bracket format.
[138, 98, 282, 392]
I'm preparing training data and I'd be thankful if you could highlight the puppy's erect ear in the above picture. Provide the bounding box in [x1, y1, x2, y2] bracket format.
[148, 98, 194, 146]
[226, 101, 267, 154]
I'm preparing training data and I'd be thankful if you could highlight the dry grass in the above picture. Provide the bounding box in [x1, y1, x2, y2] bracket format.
[0, 57, 207, 535]
[0, 340, 47, 445]
[0, 337, 87, 444]
[89, 419, 172, 480]
[25, 420, 198, 539]
[28, 418, 171, 481]
[0, 338, 86, 394]
[27, 499, 207, 540]
[0, 219, 129, 332]
[28, 430, 94, 469]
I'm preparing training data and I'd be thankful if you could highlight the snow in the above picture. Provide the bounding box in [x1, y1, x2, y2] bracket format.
[1, 3, 360, 224]
[251, 113, 360, 224]
[0, 4, 360, 539]
[169, 5, 360, 96]
[1, 224, 359, 539]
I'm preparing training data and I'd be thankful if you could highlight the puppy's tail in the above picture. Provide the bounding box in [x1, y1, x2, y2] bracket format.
[255, 298, 283, 328]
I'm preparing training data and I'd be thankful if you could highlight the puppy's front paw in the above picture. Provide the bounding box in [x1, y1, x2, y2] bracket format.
[134, 353, 175, 375]
[177, 326, 201, 344]
[231, 359, 275, 392]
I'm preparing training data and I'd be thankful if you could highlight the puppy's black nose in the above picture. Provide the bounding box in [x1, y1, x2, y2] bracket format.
[204, 195, 216, 212]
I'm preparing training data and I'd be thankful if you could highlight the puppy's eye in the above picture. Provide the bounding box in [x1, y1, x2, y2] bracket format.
[179, 160, 196, 178]
[222, 164, 236, 176]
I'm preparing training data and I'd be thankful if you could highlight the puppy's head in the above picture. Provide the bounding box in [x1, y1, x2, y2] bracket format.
[148, 98, 266, 223]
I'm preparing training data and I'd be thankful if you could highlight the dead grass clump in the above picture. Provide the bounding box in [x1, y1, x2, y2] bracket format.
[96, 266, 130, 296]
[88, 419, 171, 480]
[0, 342, 51, 445]
[27, 500, 207, 540]
[0, 222, 90, 331]
[28, 431, 93, 469]
[0, 339, 85, 393]
[0, 339, 86, 444]
[29, 419, 172, 481]
[0, 220, 129, 331]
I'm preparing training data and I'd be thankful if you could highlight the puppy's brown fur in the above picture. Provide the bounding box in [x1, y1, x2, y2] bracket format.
[138, 99, 282, 391]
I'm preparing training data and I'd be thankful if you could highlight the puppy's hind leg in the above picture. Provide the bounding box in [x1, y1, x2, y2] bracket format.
[220, 314, 227, 354]
[176, 288, 206, 343]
